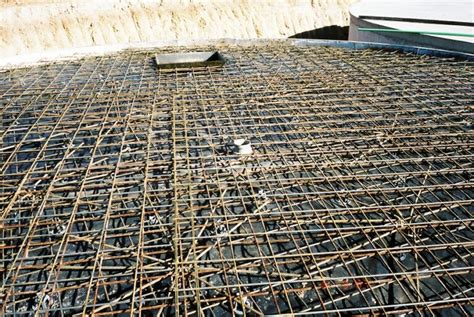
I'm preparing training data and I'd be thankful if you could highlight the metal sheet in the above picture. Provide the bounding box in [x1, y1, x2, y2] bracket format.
[155, 51, 225, 69]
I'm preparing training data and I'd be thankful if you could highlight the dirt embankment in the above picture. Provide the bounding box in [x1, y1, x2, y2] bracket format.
[0, 0, 357, 59]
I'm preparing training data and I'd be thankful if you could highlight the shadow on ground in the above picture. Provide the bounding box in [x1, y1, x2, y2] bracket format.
[289, 25, 349, 40]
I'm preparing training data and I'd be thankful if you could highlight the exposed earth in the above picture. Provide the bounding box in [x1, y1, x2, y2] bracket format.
[0, 0, 357, 60]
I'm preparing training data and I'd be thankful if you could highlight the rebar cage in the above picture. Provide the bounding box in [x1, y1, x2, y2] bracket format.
[1, 41, 473, 316]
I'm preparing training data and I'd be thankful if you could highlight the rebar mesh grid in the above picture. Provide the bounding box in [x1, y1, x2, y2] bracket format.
[1, 42, 473, 316]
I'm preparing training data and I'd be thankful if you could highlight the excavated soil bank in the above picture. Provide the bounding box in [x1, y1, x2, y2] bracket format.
[0, 0, 357, 60]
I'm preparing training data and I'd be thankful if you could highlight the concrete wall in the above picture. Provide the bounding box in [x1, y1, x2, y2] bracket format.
[348, 0, 474, 53]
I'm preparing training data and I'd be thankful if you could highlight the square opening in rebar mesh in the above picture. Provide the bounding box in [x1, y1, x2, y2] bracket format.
[154, 51, 225, 69]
